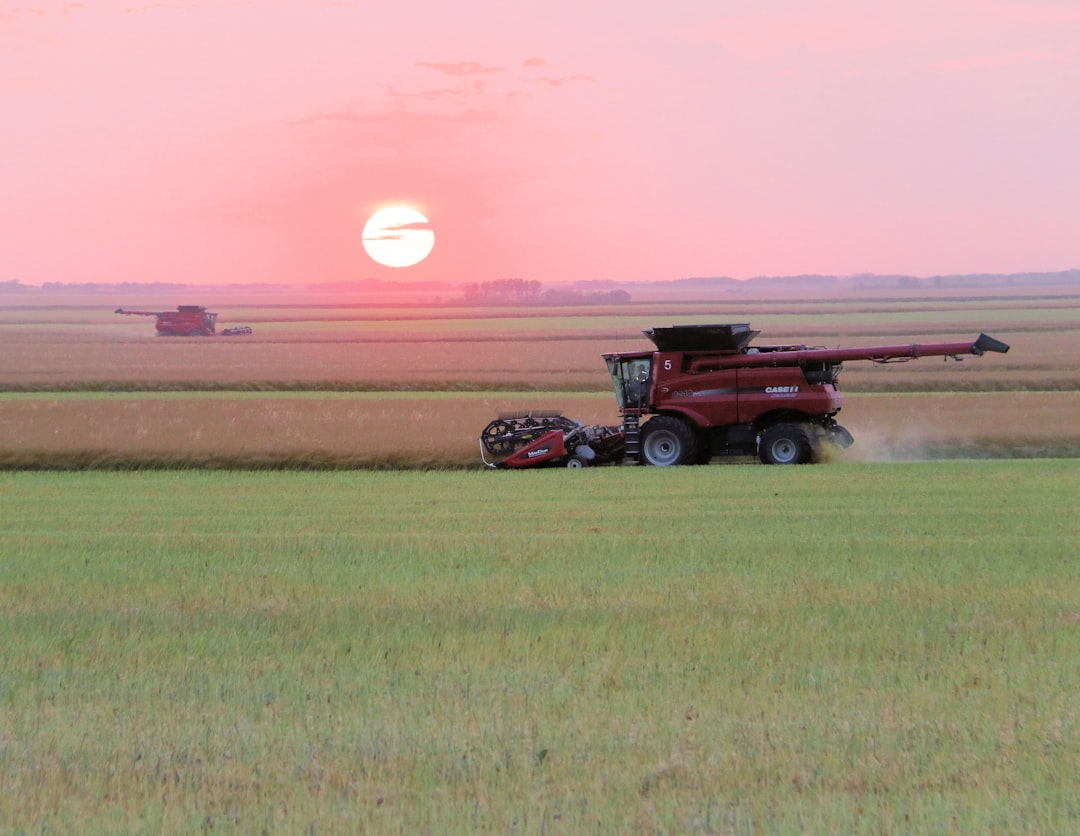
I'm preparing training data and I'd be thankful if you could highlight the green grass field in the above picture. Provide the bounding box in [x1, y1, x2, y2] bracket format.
[2, 462, 1077, 832]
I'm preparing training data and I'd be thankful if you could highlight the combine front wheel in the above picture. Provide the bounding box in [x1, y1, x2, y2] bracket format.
[640, 416, 698, 466]
[759, 423, 812, 465]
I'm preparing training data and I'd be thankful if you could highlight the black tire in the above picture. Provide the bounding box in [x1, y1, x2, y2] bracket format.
[759, 423, 812, 465]
[186, 328, 206, 337]
[640, 416, 698, 466]
[566, 456, 587, 469]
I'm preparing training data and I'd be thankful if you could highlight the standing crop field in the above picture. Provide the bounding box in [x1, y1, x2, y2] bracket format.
[3, 391, 1080, 468]
[1, 463, 1077, 832]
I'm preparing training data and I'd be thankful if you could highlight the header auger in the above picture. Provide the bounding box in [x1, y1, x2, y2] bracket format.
[480, 323, 1009, 468]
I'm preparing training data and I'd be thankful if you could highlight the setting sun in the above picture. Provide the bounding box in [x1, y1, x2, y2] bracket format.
[362, 206, 434, 268]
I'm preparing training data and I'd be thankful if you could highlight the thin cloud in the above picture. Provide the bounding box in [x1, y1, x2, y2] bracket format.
[365, 221, 432, 242]
[1, 5, 73, 20]
[521, 57, 592, 87]
[416, 61, 502, 76]
[121, 3, 198, 13]
[385, 221, 432, 232]
[282, 107, 368, 126]
[281, 106, 497, 131]
[532, 74, 594, 87]
[389, 85, 474, 103]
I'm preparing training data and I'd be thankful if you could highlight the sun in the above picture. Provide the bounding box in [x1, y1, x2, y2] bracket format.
[362, 206, 435, 268]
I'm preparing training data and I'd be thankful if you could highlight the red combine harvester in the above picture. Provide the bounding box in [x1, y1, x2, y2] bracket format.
[114, 306, 251, 336]
[480, 323, 1010, 468]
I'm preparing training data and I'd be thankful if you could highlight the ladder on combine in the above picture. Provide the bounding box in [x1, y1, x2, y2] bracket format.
[622, 412, 641, 463]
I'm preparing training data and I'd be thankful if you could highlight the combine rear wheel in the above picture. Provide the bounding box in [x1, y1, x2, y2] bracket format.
[759, 423, 812, 465]
[640, 416, 698, 466]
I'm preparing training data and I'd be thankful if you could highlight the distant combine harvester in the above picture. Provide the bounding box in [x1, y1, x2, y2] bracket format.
[114, 305, 252, 337]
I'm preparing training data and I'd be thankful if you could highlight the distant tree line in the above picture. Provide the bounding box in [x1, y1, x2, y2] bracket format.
[0, 280, 197, 294]
[460, 278, 631, 306]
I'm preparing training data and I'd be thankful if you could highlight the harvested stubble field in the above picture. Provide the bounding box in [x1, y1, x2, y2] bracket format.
[1, 463, 1078, 832]
[3, 292, 1079, 393]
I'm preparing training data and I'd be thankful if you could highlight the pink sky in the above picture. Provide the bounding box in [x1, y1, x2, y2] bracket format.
[3, 1, 1078, 286]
